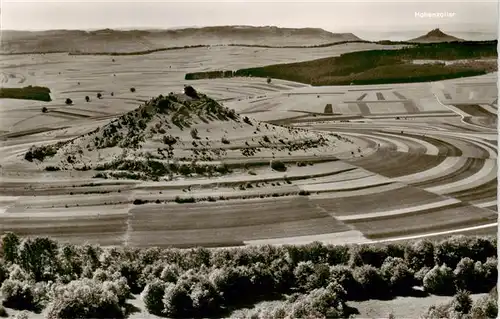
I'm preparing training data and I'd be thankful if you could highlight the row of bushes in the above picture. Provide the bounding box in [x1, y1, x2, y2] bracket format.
[0, 233, 497, 318]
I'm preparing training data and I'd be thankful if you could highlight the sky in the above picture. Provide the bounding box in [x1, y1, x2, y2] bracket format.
[1, 0, 498, 32]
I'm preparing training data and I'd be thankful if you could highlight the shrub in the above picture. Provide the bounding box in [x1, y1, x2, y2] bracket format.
[451, 289, 472, 314]
[13, 311, 30, 319]
[404, 238, 435, 271]
[221, 137, 230, 144]
[433, 235, 495, 270]
[18, 237, 59, 282]
[46, 279, 124, 319]
[471, 291, 498, 318]
[190, 128, 199, 139]
[243, 116, 253, 126]
[8, 265, 32, 282]
[65, 98, 72, 105]
[414, 266, 431, 285]
[162, 282, 193, 318]
[267, 77, 272, 84]
[44, 166, 60, 171]
[0, 262, 6, 286]
[141, 279, 168, 316]
[102, 278, 130, 305]
[133, 199, 146, 205]
[160, 264, 181, 283]
[1, 232, 20, 263]
[288, 282, 348, 318]
[270, 160, 286, 172]
[85, 96, 90, 102]
[0, 305, 7, 317]
[117, 260, 141, 294]
[130, 88, 136, 92]
[324, 104, 333, 114]
[0, 279, 37, 311]
[298, 190, 310, 196]
[97, 93, 102, 99]
[294, 261, 330, 292]
[423, 264, 456, 295]
[329, 265, 359, 300]
[42, 106, 48, 113]
[349, 244, 388, 268]
[380, 257, 415, 295]
[183, 85, 198, 98]
[352, 265, 389, 300]
[474, 257, 498, 293]
[209, 266, 252, 306]
[454, 257, 477, 292]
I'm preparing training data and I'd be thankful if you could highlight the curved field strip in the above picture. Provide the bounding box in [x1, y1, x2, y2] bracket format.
[373, 132, 439, 155]
[346, 149, 446, 178]
[424, 159, 496, 194]
[411, 158, 487, 189]
[371, 223, 497, 243]
[400, 133, 463, 157]
[447, 177, 497, 204]
[337, 198, 461, 221]
[0, 205, 130, 246]
[243, 230, 372, 246]
[312, 185, 452, 217]
[394, 157, 467, 184]
[348, 202, 497, 240]
[128, 197, 350, 247]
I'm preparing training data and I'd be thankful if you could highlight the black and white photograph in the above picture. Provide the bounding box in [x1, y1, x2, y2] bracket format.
[0, 0, 498, 318]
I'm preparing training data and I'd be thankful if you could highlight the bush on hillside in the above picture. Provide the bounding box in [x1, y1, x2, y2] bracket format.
[414, 266, 431, 286]
[0, 305, 7, 318]
[329, 265, 359, 300]
[130, 88, 136, 93]
[2, 232, 20, 264]
[349, 244, 388, 268]
[470, 288, 498, 319]
[423, 264, 456, 295]
[453, 257, 477, 292]
[12, 310, 30, 319]
[352, 265, 389, 300]
[190, 128, 199, 139]
[141, 279, 168, 316]
[404, 239, 435, 271]
[270, 160, 286, 172]
[451, 289, 473, 314]
[474, 257, 498, 293]
[288, 282, 348, 318]
[65, 98, 72, 105]
[160, 263, 181, 283]
[42, 106, 48, 113]
[18, 237, 59, 282]
[324, 104, 333, 114]
[45, 279, 124, 319]
[293, 261, 330, 292]
[0, 279, 37, 311]
[0, 262, 7, 286]
[434, 235, 496, 269]
[380, 257, 415, 295]
[85, 96, 90, 102]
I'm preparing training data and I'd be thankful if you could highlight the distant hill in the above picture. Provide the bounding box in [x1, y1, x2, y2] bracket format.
[409, 28, 464, 43]
[0, 26, 362, 54]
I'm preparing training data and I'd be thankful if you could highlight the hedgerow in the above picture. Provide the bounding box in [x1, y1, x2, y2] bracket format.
[0, 233, 496, 318]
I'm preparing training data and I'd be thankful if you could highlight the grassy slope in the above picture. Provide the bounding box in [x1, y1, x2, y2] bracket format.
[0, 86, 52, 102]
[186, 41, 497, 85]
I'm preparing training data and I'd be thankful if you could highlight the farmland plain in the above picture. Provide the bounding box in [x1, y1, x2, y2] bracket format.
[0, 42, 497, 248]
